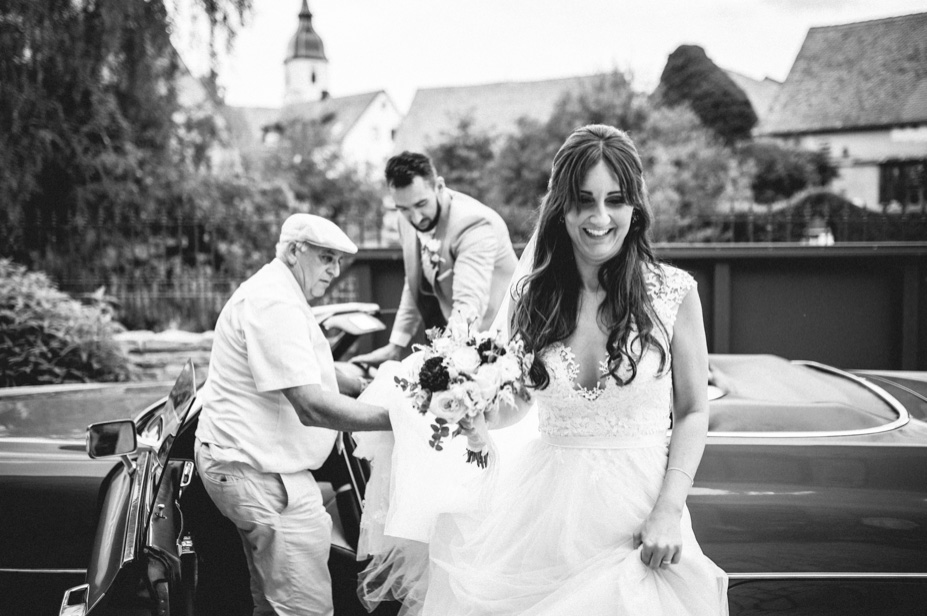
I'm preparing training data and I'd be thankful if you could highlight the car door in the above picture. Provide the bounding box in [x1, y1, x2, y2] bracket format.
[71, 361, 198, 616]
[690, 359, 927, 615]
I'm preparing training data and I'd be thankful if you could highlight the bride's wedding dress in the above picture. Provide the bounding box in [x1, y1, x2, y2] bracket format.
[355, 264, 728, 615]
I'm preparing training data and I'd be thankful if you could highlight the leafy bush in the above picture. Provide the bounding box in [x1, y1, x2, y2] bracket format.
[0, 259, 132, 386]
[738, 141, 839, 204]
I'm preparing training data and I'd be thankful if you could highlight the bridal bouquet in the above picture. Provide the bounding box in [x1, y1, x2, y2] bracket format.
[394, 314, 533, 468]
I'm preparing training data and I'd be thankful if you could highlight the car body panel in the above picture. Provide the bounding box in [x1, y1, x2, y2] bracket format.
[0, 441, 114, 571]
[693, 360, 927, 614]
[693, 442, 927, 574]
[0, 383, 169, 577]
[3, 355, 927, 615]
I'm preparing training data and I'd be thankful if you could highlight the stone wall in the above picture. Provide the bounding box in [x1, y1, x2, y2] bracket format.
[116, 330, 213, 384]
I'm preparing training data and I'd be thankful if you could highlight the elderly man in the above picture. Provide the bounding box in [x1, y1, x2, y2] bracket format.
[194, 214, 390, 616]
[352, 151, 517, 366]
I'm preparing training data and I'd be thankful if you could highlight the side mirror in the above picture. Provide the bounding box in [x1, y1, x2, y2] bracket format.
[87, 419, 137, 458]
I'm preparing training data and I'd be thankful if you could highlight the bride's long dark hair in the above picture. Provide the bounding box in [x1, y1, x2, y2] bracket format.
[512, 124, 668, 389]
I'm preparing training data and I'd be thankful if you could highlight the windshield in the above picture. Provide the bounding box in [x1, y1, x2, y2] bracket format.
[153, 361, 197, 468]
[0, 383, 172, 440]
[707, 355, 900, 434]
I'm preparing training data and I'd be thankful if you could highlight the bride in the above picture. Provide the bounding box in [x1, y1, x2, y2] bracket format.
[354, 124, 728, 615]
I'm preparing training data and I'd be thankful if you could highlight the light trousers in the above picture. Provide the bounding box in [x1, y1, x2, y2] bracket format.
[196, 441, 334, 616]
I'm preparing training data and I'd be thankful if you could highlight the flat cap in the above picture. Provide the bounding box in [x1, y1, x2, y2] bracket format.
[278, 213, 357, 255]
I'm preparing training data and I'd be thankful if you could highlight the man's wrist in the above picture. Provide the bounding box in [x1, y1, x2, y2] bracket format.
[388, 331, 413, 347]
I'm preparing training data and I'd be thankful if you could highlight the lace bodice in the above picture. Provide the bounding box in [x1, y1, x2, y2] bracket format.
[534, 264, 695, 438]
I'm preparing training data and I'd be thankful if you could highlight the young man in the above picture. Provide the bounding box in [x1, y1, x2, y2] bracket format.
[352, 151, 517, 366]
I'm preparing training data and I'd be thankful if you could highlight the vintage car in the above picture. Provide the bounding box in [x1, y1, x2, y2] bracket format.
[2, 348, 926, 614]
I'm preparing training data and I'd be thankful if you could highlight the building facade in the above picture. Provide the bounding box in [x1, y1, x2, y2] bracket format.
[225, 0, 402, 177]
[761, 12, 927, 211]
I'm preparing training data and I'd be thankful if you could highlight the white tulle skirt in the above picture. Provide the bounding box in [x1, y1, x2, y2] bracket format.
[354, 361, 728, 616]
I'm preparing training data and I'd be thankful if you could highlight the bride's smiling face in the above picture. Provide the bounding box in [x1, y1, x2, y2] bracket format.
[564, 159, 634, 268]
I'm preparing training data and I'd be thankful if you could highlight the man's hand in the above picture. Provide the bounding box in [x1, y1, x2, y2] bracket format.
[334, 362, 370, 397]
[351, 343, 403, 367]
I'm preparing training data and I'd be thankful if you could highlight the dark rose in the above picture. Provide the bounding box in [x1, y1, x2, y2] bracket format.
[477, 338, 506, 364]
[419, 356, 450, 392]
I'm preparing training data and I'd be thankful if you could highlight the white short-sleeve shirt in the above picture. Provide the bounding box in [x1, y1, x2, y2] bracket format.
[196, 259, 338, 473]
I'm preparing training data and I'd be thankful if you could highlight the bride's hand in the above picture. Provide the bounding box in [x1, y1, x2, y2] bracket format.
[633, 507, 683, 569]
[458, 412, 488, 451]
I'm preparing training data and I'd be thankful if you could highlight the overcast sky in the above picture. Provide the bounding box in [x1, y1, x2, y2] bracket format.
[172, 0, 927, 113]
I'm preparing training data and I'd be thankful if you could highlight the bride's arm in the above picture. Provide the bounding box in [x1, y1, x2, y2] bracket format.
[487, 292, 534, 429]
[635, 287, 710, 569]
[487, 392, 533, 429]
[459, 388, 531, 452]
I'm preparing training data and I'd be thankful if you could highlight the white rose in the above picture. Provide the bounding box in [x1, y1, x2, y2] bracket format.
[432, 336, 456, 356]
[405, 351, 426, 379]
[473, 363, 501, 400]
[449, 346, 481, 375]
[430, 389, 467, 424]
[496, 354, 522, 382]
[459, 381, 485, 416]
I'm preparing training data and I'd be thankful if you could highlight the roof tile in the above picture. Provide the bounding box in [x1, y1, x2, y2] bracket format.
[393, 75, 602, 153]
[763, 12, 927, 134]
[278, 91, 384, 143]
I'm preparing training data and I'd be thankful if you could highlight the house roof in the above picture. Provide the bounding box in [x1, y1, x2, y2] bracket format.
[393, 74, 603, 153]
[762, 11, 927, 135]
[219, 106, 281, 151]
[725, 70, 781, 122]
[393, 69, 781, 153]
[279, 90, 385, 143]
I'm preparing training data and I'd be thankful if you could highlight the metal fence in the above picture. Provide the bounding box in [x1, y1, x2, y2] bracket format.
[350, 242, 927, 371]
[6, 206, 927, 334]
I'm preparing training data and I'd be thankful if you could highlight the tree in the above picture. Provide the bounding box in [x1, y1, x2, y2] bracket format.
[426, 114, 497, 203]
[738, 141, 839, 204]
[545, 70, 650, 142]
[488, 71, 651, 241]
[421, 69, 748, 244]
[658, 45, 757, 144]
[641, 106, 751, 241]
[256, 117, 386, 245]
[0, 0, 252, 281]
[487, 117, 554, 241]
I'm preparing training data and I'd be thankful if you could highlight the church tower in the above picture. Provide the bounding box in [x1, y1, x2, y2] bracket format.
[283, 0, 329, 105]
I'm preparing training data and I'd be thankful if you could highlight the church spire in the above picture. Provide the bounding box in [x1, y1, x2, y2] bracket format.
[284, 0, 329, 104]
[286, 0, 327, 62]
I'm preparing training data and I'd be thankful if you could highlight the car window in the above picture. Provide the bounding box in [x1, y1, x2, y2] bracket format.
[0, 383, 171, 440]
[707, 355, 900, 434]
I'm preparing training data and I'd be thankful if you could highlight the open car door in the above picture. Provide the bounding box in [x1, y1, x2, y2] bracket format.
[61, 361, 198, 616]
